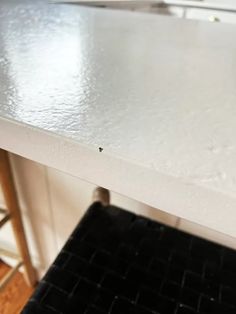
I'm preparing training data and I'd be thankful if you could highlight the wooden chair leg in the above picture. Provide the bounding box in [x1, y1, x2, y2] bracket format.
[0, 149, 37, 287]
[0, 248, 23, 291]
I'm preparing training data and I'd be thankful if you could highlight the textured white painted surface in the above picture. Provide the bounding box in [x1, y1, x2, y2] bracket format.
[0, 3, 236, 236]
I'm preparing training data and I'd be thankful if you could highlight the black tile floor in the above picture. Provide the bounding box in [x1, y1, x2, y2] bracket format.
[22, 203, 236, 314]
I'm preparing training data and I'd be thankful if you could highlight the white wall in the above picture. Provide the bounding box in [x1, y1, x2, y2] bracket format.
[1, 153, 236, 279]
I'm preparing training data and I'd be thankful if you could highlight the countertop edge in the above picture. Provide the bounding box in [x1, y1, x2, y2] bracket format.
[1, 116, 236, 237]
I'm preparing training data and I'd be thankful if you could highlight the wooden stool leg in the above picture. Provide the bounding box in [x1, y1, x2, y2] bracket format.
[0, 149, 37, 287]
[92, 187, 110, 206]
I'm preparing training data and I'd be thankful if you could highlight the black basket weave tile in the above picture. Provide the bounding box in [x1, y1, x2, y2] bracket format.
[22, 202, 236, 314]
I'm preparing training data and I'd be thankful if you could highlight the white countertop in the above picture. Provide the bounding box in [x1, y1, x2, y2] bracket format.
[0, 2, 236, 237]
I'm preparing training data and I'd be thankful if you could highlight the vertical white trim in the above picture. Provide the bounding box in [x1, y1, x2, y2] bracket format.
[44, 166, 59, 253]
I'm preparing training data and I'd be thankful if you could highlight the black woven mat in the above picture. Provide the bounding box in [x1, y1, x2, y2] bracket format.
[22, 202, 236, 314]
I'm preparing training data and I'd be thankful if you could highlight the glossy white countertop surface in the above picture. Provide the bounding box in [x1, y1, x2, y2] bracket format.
[0, 3, 236, 236]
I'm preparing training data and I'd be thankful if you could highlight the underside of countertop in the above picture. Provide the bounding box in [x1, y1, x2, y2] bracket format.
[0, 2, 236, 237]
